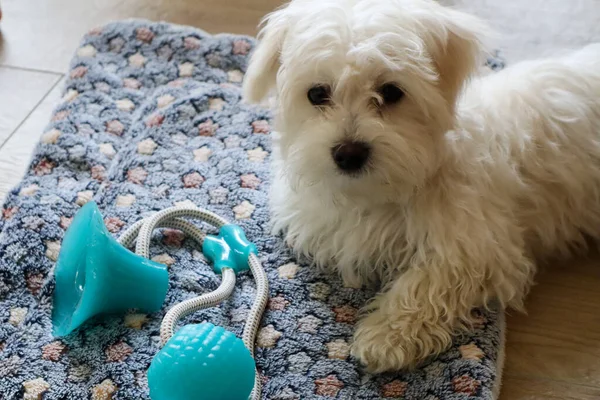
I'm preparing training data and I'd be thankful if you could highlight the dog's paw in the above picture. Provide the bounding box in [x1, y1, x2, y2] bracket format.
[351, 309, 453, 373]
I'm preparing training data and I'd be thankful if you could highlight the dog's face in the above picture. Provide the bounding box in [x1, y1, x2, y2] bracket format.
[244, 0, 487, 204]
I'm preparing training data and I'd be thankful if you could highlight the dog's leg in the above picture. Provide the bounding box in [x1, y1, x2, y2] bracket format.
[352, 265, 461, 372]
[351, 240, 535, 372]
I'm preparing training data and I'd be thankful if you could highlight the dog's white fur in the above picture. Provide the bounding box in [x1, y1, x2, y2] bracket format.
[243, 0, 600, 372]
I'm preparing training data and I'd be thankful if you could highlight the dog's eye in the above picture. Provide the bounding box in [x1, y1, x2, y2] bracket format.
[379, 83, 404, 105]
[307, 85, 331, 106]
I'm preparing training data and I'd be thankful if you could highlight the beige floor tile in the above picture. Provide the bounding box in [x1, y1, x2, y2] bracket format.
[0, 77, 63, 201]
[0, 66, 61, 146]
[504, 255, 600, 388]
[500, 375, 600, 400]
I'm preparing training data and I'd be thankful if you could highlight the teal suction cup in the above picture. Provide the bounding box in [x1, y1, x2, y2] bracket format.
[51, 201, 169, 337]
[147, 323, 256, 400]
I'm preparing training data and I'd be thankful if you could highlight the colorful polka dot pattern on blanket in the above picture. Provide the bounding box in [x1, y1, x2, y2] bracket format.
[0, 21, 505, 399]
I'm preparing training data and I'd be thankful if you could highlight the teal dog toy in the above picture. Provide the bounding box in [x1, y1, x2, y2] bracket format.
[51, 202, 269, 400]
[147, 323, 255, 400]
[52, 203, 169, 336]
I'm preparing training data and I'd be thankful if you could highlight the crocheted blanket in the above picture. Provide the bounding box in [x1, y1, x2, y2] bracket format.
[0, 20, 505, 400]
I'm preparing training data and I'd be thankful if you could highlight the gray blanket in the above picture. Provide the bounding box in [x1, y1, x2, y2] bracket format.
[0, 21, 504, 399]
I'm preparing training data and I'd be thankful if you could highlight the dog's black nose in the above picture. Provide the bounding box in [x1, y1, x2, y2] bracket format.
[331, 141, 370, 172]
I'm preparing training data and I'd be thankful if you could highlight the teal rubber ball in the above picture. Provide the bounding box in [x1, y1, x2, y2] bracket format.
[148, 323, 255, 400]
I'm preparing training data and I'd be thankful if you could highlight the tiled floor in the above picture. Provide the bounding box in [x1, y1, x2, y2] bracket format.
[1, 0, 599, 399]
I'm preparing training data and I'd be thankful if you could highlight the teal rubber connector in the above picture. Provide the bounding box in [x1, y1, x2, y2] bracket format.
[202, 225, 257, 274]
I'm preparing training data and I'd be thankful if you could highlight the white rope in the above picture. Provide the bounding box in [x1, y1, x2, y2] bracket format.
[160, 268, 237, 345]
[118, 206, 268, 400]
[244, 252, 270, 400]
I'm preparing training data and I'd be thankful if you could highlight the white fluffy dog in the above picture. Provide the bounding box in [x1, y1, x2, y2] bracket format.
[242, 0, 600, 372]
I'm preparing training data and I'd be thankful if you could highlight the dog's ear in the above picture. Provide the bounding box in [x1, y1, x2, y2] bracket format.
[425, 7, 491, 106]
[243, 7, 289, 104]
